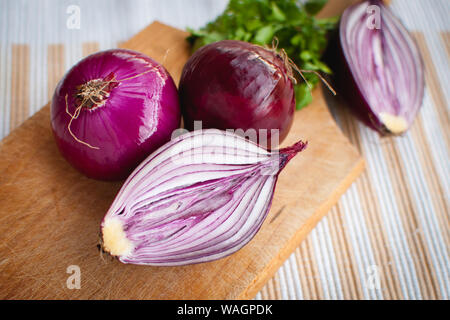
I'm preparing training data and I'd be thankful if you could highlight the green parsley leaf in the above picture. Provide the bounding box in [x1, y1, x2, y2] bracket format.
[254, 25, 276, 45]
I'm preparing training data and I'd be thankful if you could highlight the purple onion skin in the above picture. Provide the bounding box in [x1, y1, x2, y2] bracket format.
[51, 49, 181, 180]
[326, 1, 425, 135]
[179, 40, 295, 148]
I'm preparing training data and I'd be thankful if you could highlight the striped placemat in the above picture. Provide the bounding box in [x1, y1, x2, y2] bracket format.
[0, 0, 448, 300]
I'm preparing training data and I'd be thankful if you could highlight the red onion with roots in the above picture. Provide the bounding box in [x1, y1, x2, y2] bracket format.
[179, 40, 296, 148]
[100, 129, 307, 266]
[51, 49, 181, 180]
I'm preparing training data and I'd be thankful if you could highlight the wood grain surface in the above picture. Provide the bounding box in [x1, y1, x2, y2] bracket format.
[0, 4, 364, 299]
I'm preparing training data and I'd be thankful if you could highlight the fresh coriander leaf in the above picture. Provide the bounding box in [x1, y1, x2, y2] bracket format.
[235, 27, 247, 40]
[271, 2, 286, 22]
[314, 60, 332, 74]
[245, 20, 263, 31]
[316, 16, 339, 28]
[290, 33, 304, 47]
[254, 25, 276, 45]
[300, 50, 313, 61]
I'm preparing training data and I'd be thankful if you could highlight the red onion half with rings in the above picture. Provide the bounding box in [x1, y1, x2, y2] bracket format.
[51, 49, 181, 180]
[328, 0, 424, 135]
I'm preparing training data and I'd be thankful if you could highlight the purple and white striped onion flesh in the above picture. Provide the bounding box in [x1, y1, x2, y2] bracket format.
[332, 0, 424, 135]
[100, 129, 307, 266]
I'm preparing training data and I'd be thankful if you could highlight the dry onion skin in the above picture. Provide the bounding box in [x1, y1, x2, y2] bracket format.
[100, 129, 307, 266]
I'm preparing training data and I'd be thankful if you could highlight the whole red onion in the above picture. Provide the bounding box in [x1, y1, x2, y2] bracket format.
[51, 49, 181, 180]
[179, 40, 296, 148]
[100, 129, 307, 266]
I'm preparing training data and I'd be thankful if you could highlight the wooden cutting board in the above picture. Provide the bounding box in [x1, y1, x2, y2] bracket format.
[0, 3, 364, 300]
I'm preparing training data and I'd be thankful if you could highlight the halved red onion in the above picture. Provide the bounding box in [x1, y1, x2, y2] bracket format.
[100, 129, 306, 266]
[332, 0, 424, 135]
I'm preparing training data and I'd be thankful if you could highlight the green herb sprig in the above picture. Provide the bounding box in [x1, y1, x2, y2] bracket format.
[187, 0, 338, 110]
